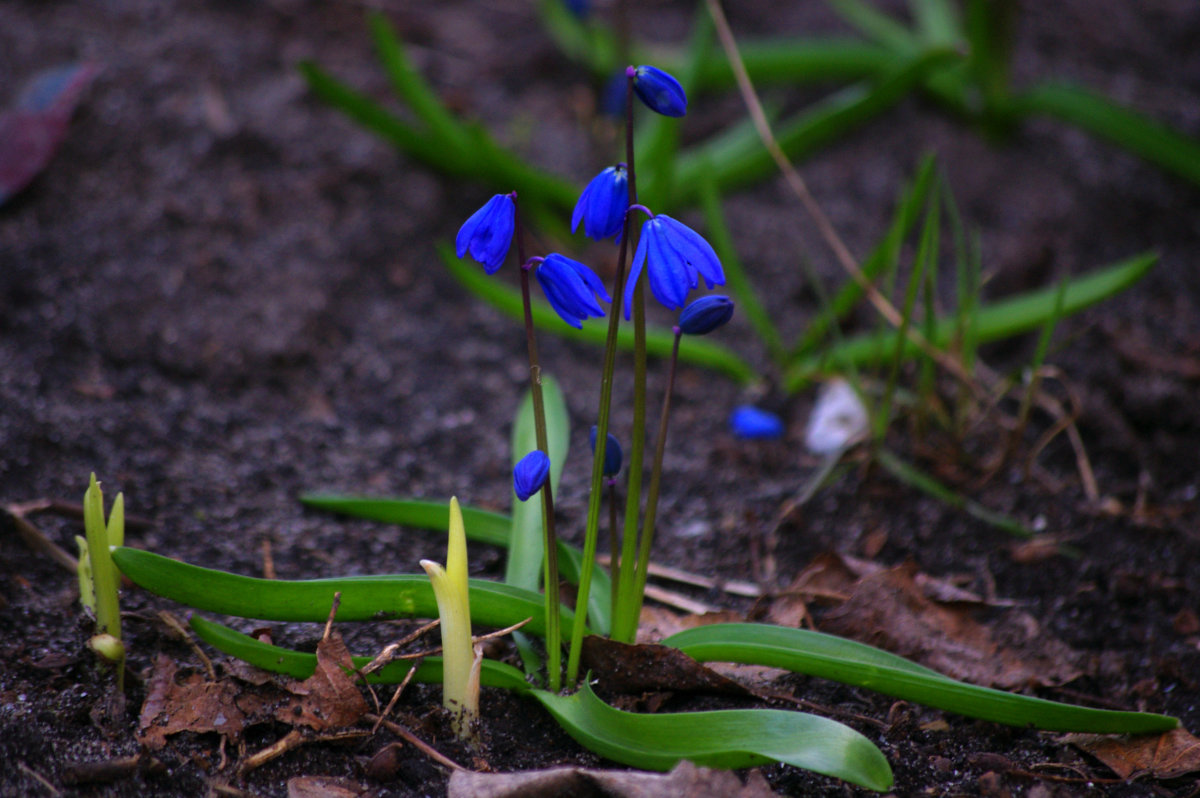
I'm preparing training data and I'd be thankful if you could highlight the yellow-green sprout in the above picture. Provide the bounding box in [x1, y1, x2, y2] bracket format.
[420, 496, 481, 739]
[81, 474, 126, 684]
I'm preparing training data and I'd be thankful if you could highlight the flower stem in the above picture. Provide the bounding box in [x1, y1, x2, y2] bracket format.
[607, 479, 620, 617]
[629, 327, 682, 624]
[515, 195, 561, 692]
[612, 281, 647, 643]
[566, 67, 639, 686]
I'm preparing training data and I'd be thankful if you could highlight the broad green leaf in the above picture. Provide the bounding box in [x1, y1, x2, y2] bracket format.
[1014, 83, 1200, 187]
[784, 251, 1157, 390]
[298, 495, 610, 601]
[532, 680, 893, 790]
[111, 547, 583, 637]
[665, 623, 1178, 734]
[189, 615, 530, 693]
[440, 244, 758, 385]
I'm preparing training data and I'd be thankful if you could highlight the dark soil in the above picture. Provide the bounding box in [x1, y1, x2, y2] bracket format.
[2, 1, 1199, 796]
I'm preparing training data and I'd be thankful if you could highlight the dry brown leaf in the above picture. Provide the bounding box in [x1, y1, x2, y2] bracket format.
[635, 606, 744, 643]
[137, 654, 272, 750]
[819, 562, 1081, 689]
[447, 760, 778, 798]
[581, 636, 753, 697]
[1069, 727, 1200, 780]
[287, 775, 367, 798]
[276, 631, 368, 731]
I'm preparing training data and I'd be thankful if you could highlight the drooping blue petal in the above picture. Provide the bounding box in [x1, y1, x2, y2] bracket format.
[514, 450, 551, 501]
[633, 65, 687, 117]
[729, 406, 785, 440]
[679, 295, 735, 335]
[456, 194, 515, 274]
[589, 426, 623, 476]
[623, 223, 652, 320]
[572, 165, 628, 241]
[644, 224, 690, 311]
[658, 215, 725, 289]
[536, 254, 609, 328]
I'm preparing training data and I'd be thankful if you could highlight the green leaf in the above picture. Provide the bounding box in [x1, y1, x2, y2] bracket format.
[298, 495, 608, 597]
[672, 48, 960, 204]
[531, 680, 893, 790]
[665, 623, 1178, 734]
[1013, 83, 1200, 187]
[439, 244, 758, 385]
[688, 38, 896, 92]
[111, 547, 583, 637]
[189, 615, 530, 693]
[824, 0, 918, 53]
[784, 251, 1157, 390]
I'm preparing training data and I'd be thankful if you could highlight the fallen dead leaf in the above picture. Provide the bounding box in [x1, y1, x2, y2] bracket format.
[447, 759, 778, 798]
[1068, 727, 1200, 780]
[137, 654, 272, 750]
[635, 605, 744, 643]
[287, 775, 367, 798]
[581, 636, 753, 697]
[276, 631, 368, 732]
[818, 561, 1081, 689]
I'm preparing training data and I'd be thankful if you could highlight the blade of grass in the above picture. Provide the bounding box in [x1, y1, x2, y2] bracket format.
[440, 244, 757, 385]
[299, 495, 612, 630]
[784, 251, 1157, 390]
[1013, 83, 1200, 187]
[875, 448, 1041, 541]
[1008, 276, 1068, 460]
[790, 153, 939, 359]
[189, 615, 531, 692]
[824, 0, 918, 53]
[689, 38, 897, 91]
[111, 547, 584, 636]
[672, 48, 960, 207]
[665, 623, 1178, 734]
[531, 680, 893, 790]
[696, 170, 784, 364]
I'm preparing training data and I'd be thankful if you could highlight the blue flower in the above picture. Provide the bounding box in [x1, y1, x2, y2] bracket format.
[625, 215, 725, 318]
[455, 194, 515, 274]
[633, 65, 687, 117]
[571, 165, 628, 241]
[729, 406, 785, 440]
[514, 450, 550, 501]
[562, 0, 590, 19]
[536, 254, 611, 328]
[678, 295, 734, 335]
[589, 426, 623, 476]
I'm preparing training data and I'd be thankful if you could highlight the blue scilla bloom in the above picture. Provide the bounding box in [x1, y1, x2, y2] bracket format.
[633, 65, 687, 117]
[514, 450, 551, 501]
[572, 165, 628, 241]
[679, 295, 734, 335]
[455, 194, 515, 274]
[536, 254, 611, 328]
[624, 215, 725, 319]
[729, 405, 785, 440]
[589, 426, 623, 476]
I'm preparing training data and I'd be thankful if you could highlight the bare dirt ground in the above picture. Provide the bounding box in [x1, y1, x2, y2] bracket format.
[2, 2, 1199, 796]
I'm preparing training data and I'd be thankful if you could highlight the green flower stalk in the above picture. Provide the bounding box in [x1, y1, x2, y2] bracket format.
[420, 496, 479, 739]
[81, 473, 126, 688]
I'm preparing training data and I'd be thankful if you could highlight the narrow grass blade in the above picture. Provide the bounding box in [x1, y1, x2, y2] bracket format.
[697, 171, 784, 364]
[790, 153, 939, 359]
[910, 0, 961, 45]
[440, 244, 757, 385]
[189, 615, 530, 693]
[824, 0, 917, 53]
[784, 252, 1157, 390]
[1014, 83, 1200, 187]
[875, 448, 1037, 540]
[536, 0, 620, 77]
[298, 494, 612, 621]
[111, 547, 583, 636]
[673, 48, 959, 207]
[665, 623, 1179, 734]
[689, 38, 896, 91]
[531, 680, 893, 790]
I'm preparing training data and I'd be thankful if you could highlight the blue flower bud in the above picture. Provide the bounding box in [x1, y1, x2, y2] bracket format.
[455, 194, 515, 274]
[633, 65, 687, 117]
[513, 450, 550, 501]
[535, 254, 611, 328]
[562, 0, 590, 19]
[678, 295, 734, 335]
[729, 405, 785, 440]
[571, 165, 629, 241]
[589, 426, 623, 476]
[625, 215, 725, 319]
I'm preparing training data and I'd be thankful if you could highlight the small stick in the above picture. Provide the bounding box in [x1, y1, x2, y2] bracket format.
[598, 555, 760, 598]
[260, 536, 276, 580]
[237, 729, 368, 777]
[372, 658, 423, 734]
[156, 611, 216, 680]
[4, 505, 78, 573]
[322, 592, 342, 641]
[364, 714, 466, 772]
[17, 761, 60, 796]
[641, 584, 716, 615]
